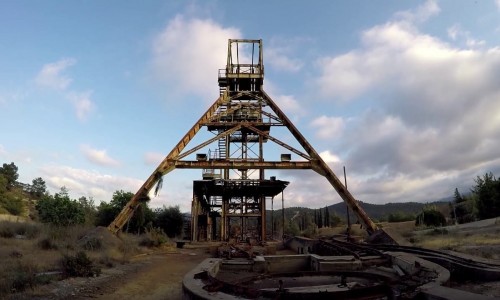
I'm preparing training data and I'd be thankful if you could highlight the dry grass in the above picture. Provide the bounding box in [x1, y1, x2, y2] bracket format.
[317, 224, 368, 240]
[382, 219, 500, 260]
[0, 221, 150, 297]
[414, 231, 500, 250]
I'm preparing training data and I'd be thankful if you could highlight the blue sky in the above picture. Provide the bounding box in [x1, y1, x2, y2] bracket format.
[2, 0, 500, 212]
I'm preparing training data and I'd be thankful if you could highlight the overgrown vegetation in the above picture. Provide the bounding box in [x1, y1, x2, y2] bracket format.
[0, 161, 184, 297]
[36, 188, 85, 226]
[415, 205, 446, 227]
[61, 251, 101, 277]
[450, 172, 500, 224]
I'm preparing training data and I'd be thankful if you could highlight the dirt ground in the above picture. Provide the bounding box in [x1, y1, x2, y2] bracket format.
[19, 247, 211, 300]
[7, 218, 500, 299]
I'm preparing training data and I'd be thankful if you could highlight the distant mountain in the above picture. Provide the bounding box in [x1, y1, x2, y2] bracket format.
[328, 201, 447, 221]
[266, 200, 450, 222]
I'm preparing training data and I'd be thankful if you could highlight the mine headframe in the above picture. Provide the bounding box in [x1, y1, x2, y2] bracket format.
[108, 39, 392, 243]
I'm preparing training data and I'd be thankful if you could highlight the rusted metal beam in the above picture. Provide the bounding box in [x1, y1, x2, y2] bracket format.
[108, 94, 226, 234]
[261, 90, 378, 234]
[175, 125, 242, 160]
[243, 124, 311, 160]
[174, 160, 312, 170]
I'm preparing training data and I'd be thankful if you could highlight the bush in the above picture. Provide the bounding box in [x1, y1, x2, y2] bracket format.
[139, 227, 168, 247]
[11, 262, 38, 293]
[153, 205, 183, 238]
[36, 194, 85, 226]
[415, 209, 446, 227]
[61, 251, 101, 277]
[81, 237, 102, 251]
[387, 212, 415, 223]
[0, 221, 40, 239]
[0, 196, 24, 215]
[38, 237, 58, 250]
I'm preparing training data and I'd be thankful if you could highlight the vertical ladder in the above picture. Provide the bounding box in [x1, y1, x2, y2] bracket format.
[218, 130, 227, 160]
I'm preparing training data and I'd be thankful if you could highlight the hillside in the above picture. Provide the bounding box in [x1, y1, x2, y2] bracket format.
[266, 200, 450, 224]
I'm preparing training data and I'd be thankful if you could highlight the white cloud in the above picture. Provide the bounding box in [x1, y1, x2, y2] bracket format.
[309, 1, 500, 205]
[152, 15, 241, 99]
[447, 24, 460, 40]
[40, 164, 142, 202]
[310, 115, 345, 140]
[80, 144, 120, 167]
[0, 145, 6, 156]
[67, 91, 95, 121]
[395, 0, 440, 23]
[35, 58, 76, 90]
[319, 150, 341, 164]
[447, 24, 485, 48]
[266, 46, 303, 72]
[496, 0, 500, 11]
[35, 58, 96, 121]
[273, 94, 302, 115]
[144, 152, 165, 165]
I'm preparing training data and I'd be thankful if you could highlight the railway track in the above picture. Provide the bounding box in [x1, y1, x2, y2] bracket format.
[322, 238, 500, 282]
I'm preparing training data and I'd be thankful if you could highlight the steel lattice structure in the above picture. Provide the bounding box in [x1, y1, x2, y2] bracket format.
[108, 39, 392, 243]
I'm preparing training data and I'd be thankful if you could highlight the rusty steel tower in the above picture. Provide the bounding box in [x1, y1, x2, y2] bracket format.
[108, 39, 392, 243]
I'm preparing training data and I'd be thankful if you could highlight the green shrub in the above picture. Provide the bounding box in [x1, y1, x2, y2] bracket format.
[10, 261, 39, 293]
[38, 237, 58, 250]
[36, 194, 85, 226]
[415, 209, 446, 227]
[61, 251, 101, 277]
[139, 227, 168, 247]
[0, 225, 14, 238]
[81, 237, 102, 251]
[8, 222, 40, 239]
[0, 221, 39, 239]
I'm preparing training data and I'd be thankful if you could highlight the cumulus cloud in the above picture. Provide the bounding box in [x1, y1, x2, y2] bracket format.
[35, 58, 76, 90]
[35, 58, 96, 121]
[310, 116, 345, 140]
[310, 0, 500, 204]
[40, 164, 142, 202]
[447, 24, 485, 48]
[394, 0, 440, 23]
[319, 150, 341, 164]
[152, 15, 241, 99]
[266, 46, 303, 72]
[80, 144, 120, 167]
[67, 91, 95, 121]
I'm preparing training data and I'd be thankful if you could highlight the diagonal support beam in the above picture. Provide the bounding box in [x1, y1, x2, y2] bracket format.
[175, 125, 242, 160]
[261, 90, 378, 234]
[243, 124, 311, 160]
[108, 94, 226, 233]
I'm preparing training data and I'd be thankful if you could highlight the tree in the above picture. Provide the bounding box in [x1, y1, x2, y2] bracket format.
[454, 188, 463, 203]
[153, 206, 184, 238]
[473, 172, 500, 219]
[30, 177, 47, 199]
[450, 188, 475, 224]
[36, 188, 85, 226]
[95, 190, 154, 233]
[324, 206, 330, 227]
[387, 211, 416, 223]
[78, 196, 97, 225]
[415, 206, 446, 227]
[0, 162, 19, 189]
[0, 174, 7, 194]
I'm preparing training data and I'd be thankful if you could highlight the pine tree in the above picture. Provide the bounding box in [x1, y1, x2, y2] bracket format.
[324, 206, 330, 227]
